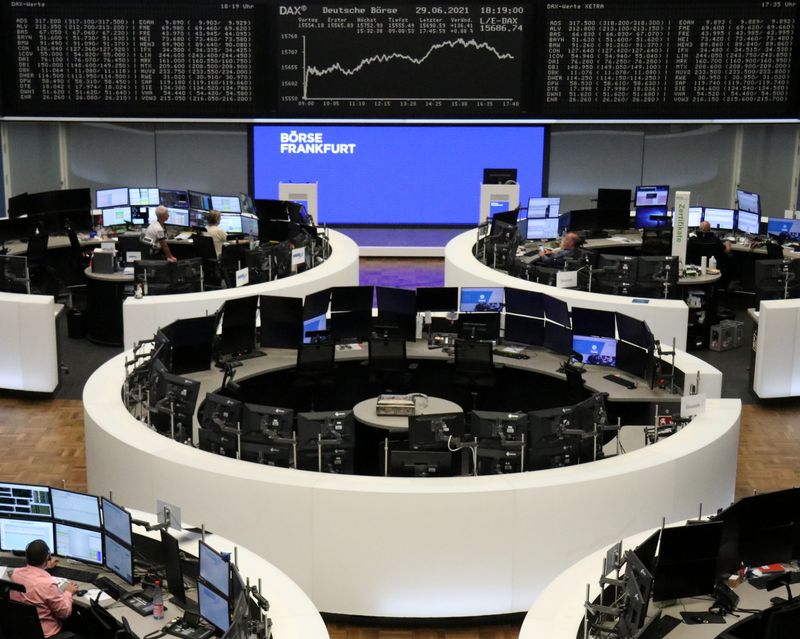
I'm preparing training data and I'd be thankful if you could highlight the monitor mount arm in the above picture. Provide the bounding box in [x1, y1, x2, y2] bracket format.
[131, 504, 173, 532]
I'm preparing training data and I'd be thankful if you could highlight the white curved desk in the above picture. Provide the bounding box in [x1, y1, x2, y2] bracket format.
[122, 230, 360, 349]
[84, 346, 739, 618]
[445, 230, 690, 351]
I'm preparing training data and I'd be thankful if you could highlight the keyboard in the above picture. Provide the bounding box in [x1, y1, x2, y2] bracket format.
[120, 591, 154, 616]
[163, 619, 213, 639]
[0, 557, 27, 568]
[603, 373, 637, 389]
[48, 566, 98, 583]
[641, 614, 681, 639]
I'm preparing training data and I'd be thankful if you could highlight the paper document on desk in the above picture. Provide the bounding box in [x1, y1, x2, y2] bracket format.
[83, 589, 114, 605]
[0, 566, 7, 580]
[496, 345, 526, 355]
[174, 232, 193, 241]
[608, 236, 633, 243]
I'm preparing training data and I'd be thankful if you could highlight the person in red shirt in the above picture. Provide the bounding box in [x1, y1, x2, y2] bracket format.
[10, 539, 84, 639]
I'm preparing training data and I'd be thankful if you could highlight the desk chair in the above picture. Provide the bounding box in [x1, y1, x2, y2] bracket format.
[66, 228, 92, 277]
[294, 342, 336, 411]
[766, 241, 785, 260]
[220, 244, 247, 288]
[117, 234, 144, 262]
[686, 236, 720, 266]
[640, 227, 672, 256]
[534, 265, 560, 287]
[453, 339, 495, 410]
[139, 236, 158, 260]
[368, 337, 411, 393]
[26, 232, 58, 296]
[191, 235, 223, 289]
[0, 598, 46, 639]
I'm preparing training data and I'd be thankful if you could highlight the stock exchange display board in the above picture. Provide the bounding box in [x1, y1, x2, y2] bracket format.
[0, 0, 798, 119]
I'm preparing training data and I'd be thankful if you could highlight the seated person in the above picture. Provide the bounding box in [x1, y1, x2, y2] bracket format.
[204, 210, 227, 258]
[538, 232, 582, 268]
[143, 205, 177, 263]
[10, 539, 85, 639]
[689, 221, 736, 286]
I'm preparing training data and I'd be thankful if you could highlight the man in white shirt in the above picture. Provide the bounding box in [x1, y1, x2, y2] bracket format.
[204, 210, 227, 258]
[143, 206, 177, 262]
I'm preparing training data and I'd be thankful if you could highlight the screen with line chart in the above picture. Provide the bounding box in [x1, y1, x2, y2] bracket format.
[276, 2, 529, 116]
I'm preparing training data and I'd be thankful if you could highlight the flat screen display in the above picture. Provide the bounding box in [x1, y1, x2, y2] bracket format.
[767, 217, 800, 238]
[96, 187, 129, 209]
[104, 534, 134, 584]
[703, 207, 735, 230]
[55, 523, 103, 565]
[101, 498, 131, 546]
[199, 541, 229, 597]
[198, 581, 230, 632]
[635, 185, 669, 207]
[526, 216, 559, 240]
[0, 482, 51, 518]
[129, 188, 160, 207]
[736, 210, 759, 235]
[241, 214, 259, 237]
[166, 208, 190, 227]
[102, 207, 132, 227]
[459, 287, 504, 313]
[573, 335, 617, 367]
[252, 125, 546, 225]
[635, 205, 668, 229]
[0, 517, 54, 551]
[527, 197, 560, 218]
[736, 189, 761, 215]
[219, 214, 243, 234]
[211, 196, 241, 213]
[51, 488, 100, 528]
[688, 207, 703, 227]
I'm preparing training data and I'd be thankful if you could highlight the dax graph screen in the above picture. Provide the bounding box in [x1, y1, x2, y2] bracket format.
[276, 2, 529, 116]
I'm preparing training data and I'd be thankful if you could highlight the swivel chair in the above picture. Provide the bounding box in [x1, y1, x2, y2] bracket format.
[640, 227, 673, 256]
[192, 235, 224, 289]
[0, 598, 45, 639]
[25, 232, 58, 296]
[453, 339, 496, 410]
[294, 342, 336, 411]
[766, 241, 785, 260]
[368, 336, 411, 393]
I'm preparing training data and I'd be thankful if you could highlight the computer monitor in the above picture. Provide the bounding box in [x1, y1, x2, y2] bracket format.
[96, 187, 129, 209]
[618, 551, 653, 637]
[542, 294, 570, 327]
[159, 316, 216, 375]
[101, 206, 132, 227]
[330, 310, 372, 343]
[241, 404, 295, 441]
[199, 540, 230, 597]
[0, 517, 55, 551]
[767, 217, 800, 239]
[544, 323, 573, 356]
[211, 195, 242, 213]
[616, 341, 651, 380]
[483, 168, 517, 184]
[375, 287, 416, 341]
[652, 521, 723, 602]
[503, 288, 544, 318]
[131, 206, 156, 226]
[527, 197, 560, 218]
[189, 209, 208, 228]
[470, 410, 528, 440]
[703, 207, 735, 230]
[159, 189, 189, 209]
[200, 393, 243, 434]
[736, 210, 760, 235]
[635, 185, 669, 207]
[241, 214, 259, 238]
[198, 581, 231, 632]
[567, 209, 600, 232]
[633, 530, 661, 575]
[764, 601, 800, 639]
[570, 307, 615, 339]
[239, 193, 255, 215]
[415, 287, 458, 313]
[218, 296, 258, 359]
[597, 254, 638, 282]
[0, 482, 52, 518]
[634, 205, 669, 229]
[457, 312, 501, 341]
[55, 523, 103, 565]
[525, 216, 560, 240]
[165, 207, 190, 227]
[688, 206, 703, 227]
[7, 192, 29, 218]
[296, 411, 354, 447]
[302, 314, 328, 344]
[503, 314, 545, 347]
[736, 188, 761, 215]
[330, 286, 373, 313]
[259, 295, 303, 349]
[615, 314, 653, 349]
[29, 188, 90, 215]
[219, 214, 243, 234]
[188, 191, 212, 211]
[573, 335, 617, 367]
[50, 487, 101, 528]
[389, 449, 455, 477]
[101, 497, 132, 546]
[636, 256, 680, 288]
[160, 530, 189, 606]
[104, 534, 134, 584]
[129, 187, 160, 207]
[597, 188, 632, 212]
[408, 413, 465, 450]
[459, 287, 504, 313]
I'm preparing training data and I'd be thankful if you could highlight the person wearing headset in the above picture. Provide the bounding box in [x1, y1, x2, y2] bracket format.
[10, 539, 86, 639]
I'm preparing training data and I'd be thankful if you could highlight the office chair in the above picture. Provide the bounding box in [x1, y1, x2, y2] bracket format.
[453, 339, 495, 410]
[192, 235, 223, 289]
[534, 265, 560, 287]
[640, 227, 672, 256]
[368, 336, 411, 393]
[686, 236, 719, 266]
[117, 233, 145, 262]
[220, 244, 247, 288]
[0, 598, 46, 639]
[294, 342, 336, 411]
[25, 232, 58, 296]
[139, 236, 158, 260]
[766, 241, 785, 260]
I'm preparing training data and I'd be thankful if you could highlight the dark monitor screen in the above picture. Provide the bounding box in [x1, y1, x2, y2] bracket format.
[160, 530, 188, 604]
[471, 410, 528, 440]
[542, 295, 570, 327]
[241, 404, 295, 440]
[636, 256, 680, 286]
[160, 316, 216, 375]
[633, 530, 661, 575]
[483, 168, 517, 184]
[0, 481, 52, 518]
[600, 207, 631, 230]
[389, 449, 455, 477]
[503, 314, 545, 347]
[200, 393, 242, 433]
[504, 288, 544, 318]
[408, 412, 465, 450]
[570, 307, 615, 339]
[616, 341, 651, 380]
[736, 189, 761, 215]
[635, 185, 669, 207]
[296, 411, 354, 446]
[51, 487, 100, 528]
[457, 312, 501, 341]
[652, 521, 723, 602]
[104, 535, 134, 584]
[101, 497, 132, 546]
[597, 188, 631, 212]
[96, 187, 129, 209]
[459, 287, 504, 313]
[259, 295, 303, 349]
[597, 254, 638, 281]
[573, 335, 617, 367]
[330, 310, 372, 342]
[8, 192, 29, 218]
[199, 540, 230, 597]
[198, 581, 230, 632]
[635, 205, 669, 229]
[615, 314, 653, 349]
[219, 296, 258, 358]
[544, 322, 573, 356]
[331, 286, 373, 313]
[703, 207, 735, 231]
[375, 286, 415, 316]
[736, 210, 760, 235]
[764, 602, 800, 639]
[303, 288, 331, 320]
[567, 208, 600, 232]
[619, 551, 653, 636]
[0, 517, 54, 551]
[55, 523, 103, 565]
[159, 189, 189, 209]
[29, 188, 91, 215]
[416, 287, 458, 313]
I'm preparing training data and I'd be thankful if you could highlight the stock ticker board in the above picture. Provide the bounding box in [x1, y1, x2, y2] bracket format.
[0, 0, 798, 119]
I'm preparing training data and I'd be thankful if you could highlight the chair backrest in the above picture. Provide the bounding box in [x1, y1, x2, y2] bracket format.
[192, 234, 218, 260]
[368, 337, 407, 373]
[0, 598, 46, 639]
[686, 236, 719, 265]
[296, 342, 335, 374]
[766, 241, 784, 260]
[25, 233, 49, 267]
[454, 339, 494, 374]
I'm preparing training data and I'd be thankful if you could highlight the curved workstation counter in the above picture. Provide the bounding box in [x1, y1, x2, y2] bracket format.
[445, 230, 691, 351]
[122, 229, 359, 349]
[84, 336, 736, 618]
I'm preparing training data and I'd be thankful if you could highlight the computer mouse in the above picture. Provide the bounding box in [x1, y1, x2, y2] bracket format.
[76, 589, 88, 597]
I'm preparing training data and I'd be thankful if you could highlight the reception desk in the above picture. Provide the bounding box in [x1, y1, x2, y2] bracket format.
[84, 340, 738, 618]
[122, 229, 359, 349]
[445, 230, 690, 350]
